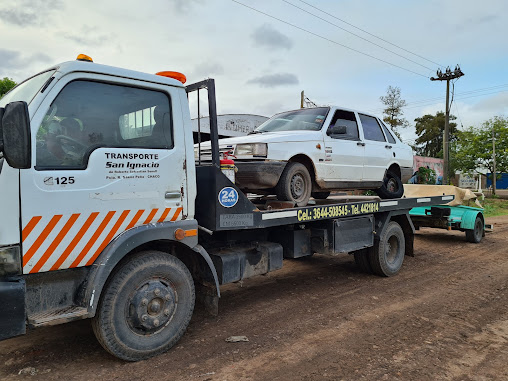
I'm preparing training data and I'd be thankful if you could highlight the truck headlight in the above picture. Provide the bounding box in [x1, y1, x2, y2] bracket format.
[235, 143, 267, 158]
[0, 245, 22, 276]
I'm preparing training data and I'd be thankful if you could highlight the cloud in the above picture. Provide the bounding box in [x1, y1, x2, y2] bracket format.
[0, 0, 62, 26]
[251, 24, 293, 50]
[63, 26, 113, 46]
[191, 62, 224, 79]
[470, 92, 508, 113]
[247, 73, 299, 88]
[168, 0, 204, 13]
[0, 49, 51, 77]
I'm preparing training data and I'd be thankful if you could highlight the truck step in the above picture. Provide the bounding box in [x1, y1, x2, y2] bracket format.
[28, 306, 88, 327]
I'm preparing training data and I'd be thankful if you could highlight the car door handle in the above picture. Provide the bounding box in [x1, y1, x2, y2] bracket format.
[385, 145, 392, 149]
[165, 192, 181, 199]
[357, 142, 365, 146]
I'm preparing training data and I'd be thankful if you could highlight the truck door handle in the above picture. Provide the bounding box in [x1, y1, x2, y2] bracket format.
[165, 192, 181, 199]
[357, 142, 365, 146]
[385, 145, 392, 149]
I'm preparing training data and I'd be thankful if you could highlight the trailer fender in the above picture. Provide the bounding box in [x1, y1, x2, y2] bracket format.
[460, 210, 483, 231]
[82, 220, 220, 316]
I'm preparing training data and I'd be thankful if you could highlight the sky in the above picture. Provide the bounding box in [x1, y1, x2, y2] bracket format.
[1, 0, 507, 145]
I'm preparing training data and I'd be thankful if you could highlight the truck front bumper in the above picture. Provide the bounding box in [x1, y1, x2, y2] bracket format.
[234, 160, 286, 190]
[0, 278, 26, 340]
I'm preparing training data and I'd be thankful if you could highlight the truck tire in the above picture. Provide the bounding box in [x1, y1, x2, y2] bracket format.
[91, 251, 195, 361]
[368, 221, 405, 277]
[276, 162, 312, 206]
[354, 248, 373, 274]
[375, 170, 404, 199]
[466, 215, 484, 243]
[311, 191, 331, 200]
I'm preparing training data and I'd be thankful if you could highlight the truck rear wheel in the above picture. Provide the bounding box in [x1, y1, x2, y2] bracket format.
[91, 250, 195, 361]
[276, 162, 312, 207]
[368, 221, 405, 277]
[466, 215, 484, 243]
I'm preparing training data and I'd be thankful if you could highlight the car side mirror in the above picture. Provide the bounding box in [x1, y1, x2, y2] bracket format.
[1, 101, 31, 169]
[327, 125, 347, 136]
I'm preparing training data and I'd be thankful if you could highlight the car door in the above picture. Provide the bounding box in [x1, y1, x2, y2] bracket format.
[357, 113, 391, 181]
[20, 74, 188, 274]
[321, 109, 364, 184]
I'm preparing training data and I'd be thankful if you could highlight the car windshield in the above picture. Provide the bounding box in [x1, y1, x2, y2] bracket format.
[254, 107, 329, 133]
[0, 70, 55, 108]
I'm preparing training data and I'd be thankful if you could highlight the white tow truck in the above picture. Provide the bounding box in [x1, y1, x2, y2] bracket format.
[0, 55, 454, 361]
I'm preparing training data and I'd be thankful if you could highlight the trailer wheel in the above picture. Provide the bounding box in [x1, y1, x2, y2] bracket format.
[369, 221, 405, 277]
[276, 162, 312, 206]
[91, 251, 195, 361]
[466, 215, 484, 243]
[354, 248, 373, 274]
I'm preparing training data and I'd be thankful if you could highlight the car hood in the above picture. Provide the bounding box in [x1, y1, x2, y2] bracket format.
[197, 130, 323, 148]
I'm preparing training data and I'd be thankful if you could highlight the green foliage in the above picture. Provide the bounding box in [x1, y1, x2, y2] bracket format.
[0, 77, 17, 98]
[414, 111, 457, 158]
[380, 86, 409, 138]
[482, 198, 508, 217]
[454, 116, 508, 181]
[417, 166, 436, 184]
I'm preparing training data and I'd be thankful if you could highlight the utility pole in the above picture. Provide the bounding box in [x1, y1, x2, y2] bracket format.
[430, 65, 464, 184]
[300, 91, 304, 109]
[492, 127, 496, 195]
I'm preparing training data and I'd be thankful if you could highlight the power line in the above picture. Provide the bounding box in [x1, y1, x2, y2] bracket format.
[281, 0, 434, 71]
[296, 0, 444, 68]
[231, 0, 430, 78]
[403, 89, 508, 110]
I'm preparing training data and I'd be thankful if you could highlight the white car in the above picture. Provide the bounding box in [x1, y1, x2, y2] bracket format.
[198, 106, 414, 206]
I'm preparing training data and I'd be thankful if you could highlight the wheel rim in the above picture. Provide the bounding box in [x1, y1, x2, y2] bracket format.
[474, 219, 483, 240]
[386, 177, 399, 194]
[290, 173, 306, 201]
[126, 278, 177, 335]
[385, 235, 400, 265]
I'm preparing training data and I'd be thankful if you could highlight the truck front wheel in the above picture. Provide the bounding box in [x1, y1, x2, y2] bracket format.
[92, 250, 195, 361]
[368, 221, 405, 277]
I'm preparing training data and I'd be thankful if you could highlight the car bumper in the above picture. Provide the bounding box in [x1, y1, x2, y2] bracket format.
[235, 160, 286, 190]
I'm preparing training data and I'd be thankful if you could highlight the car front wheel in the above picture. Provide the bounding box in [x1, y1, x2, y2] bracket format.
[276, 162, 312, 206]
[376, 170, 403, 199]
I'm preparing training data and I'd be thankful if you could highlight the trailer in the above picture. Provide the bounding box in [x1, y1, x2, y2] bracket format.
[0, 56, 453, 361]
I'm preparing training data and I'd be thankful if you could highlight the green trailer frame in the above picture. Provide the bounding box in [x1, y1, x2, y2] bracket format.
[409, 204, 486, 243]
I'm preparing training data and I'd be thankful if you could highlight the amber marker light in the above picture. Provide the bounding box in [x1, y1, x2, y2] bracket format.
[174, 228, 185, 240]
[156, 71, 187, 84]
[76, 54, 93, 62]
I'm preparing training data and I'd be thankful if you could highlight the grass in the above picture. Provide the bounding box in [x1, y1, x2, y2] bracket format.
[481, 197, 508, 217]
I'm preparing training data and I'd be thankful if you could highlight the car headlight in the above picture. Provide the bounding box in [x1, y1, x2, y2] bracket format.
[0, 245, 22, 276]
[235, 143, 267, 158]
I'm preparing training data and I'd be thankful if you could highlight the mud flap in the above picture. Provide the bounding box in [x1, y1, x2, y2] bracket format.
[0, 278, 26, 340]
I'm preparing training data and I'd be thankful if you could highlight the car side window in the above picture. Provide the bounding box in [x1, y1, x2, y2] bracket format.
[359, 114, 386, 142]
[379, 119, 397, 144]
[326, 110, 359, 140]
[36, 80, 172, 169]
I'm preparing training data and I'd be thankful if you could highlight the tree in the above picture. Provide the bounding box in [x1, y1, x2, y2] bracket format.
[0, 77, 17, 98]
[454, 116, 508, 194]
[380, 86, 409, 138]
[413, 111, 457, 158]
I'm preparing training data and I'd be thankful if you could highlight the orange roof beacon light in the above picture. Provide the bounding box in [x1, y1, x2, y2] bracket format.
[76, 54, 93, 62]
[156, 71, 187, 84]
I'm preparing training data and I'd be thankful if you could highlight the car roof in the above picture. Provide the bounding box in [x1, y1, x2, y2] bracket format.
[271, 106, 381, 120]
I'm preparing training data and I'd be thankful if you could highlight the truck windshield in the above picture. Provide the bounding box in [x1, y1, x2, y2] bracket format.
[0, 70, 55, 108]
[254, 107, 329, 133]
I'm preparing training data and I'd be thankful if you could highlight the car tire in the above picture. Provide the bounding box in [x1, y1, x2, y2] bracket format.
[368, 221, 405, 277]
[376, 170, 404, 199]
[276, 162, 312, 206]
[91, 250, 195, 361]
[311, 191, 331, 200]
[465, 215, 484, 243]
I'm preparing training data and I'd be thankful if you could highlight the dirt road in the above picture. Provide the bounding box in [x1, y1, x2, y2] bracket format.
[1, 216, 507, 380]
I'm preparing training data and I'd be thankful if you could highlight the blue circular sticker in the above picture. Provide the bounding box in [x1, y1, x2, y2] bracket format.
[218, 187, 239, 208]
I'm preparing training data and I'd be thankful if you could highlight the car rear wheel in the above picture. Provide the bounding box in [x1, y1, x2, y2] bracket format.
[311, 191, 331, 200]
[376, 170, 403, 199]
[276, 162, 312, 206]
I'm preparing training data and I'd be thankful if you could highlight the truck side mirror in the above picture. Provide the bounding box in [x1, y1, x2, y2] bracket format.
[1, 101, 31, 169]
[327, 125, 347, 136]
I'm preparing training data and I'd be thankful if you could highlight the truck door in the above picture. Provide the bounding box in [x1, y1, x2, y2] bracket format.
[357, 113, 391, 182]
[322, 109, 364, 183]
[20, 74, 188, 274]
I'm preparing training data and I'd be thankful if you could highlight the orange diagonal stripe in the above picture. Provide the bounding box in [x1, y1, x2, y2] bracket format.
[125, 209, 145, 230]
[70, 211, 116, 268]
[86, 210, 130, 266]
[170, 207, 183, 221]
[143, 209, 158, 224]
[23, 215, 63, 267]
[30, 214, 80, 274]
[22, 216, 42, 242]
[157, 208, 172, 223]
[51, 212, 99, 271]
